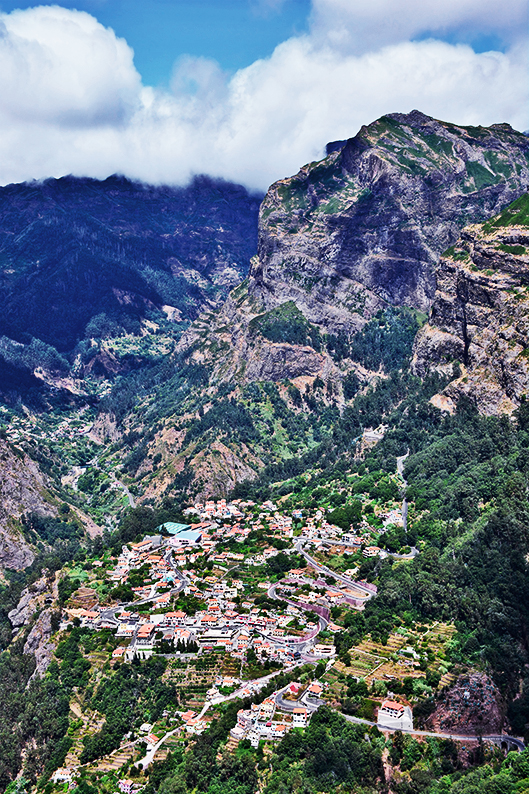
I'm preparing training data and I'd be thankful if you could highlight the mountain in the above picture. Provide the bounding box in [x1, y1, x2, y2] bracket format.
[4, 112, 529, 508]
[413, 192, 529, 415]
[252, 110, 529, 330]
[108, 112, 529, 503]
[0, 174, 261, 395]
[177, 112, 529, 397]
[4, 115, 529, 794]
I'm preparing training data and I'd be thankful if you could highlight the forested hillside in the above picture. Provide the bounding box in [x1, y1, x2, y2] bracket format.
[1, 117, 529, 794]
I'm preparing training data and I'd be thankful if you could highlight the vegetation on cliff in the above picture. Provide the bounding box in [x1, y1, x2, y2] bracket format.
[2, 117, 529, 794]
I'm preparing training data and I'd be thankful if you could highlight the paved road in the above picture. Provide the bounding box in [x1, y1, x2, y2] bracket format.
[293, 540, 375, 599]
[342, 713, 525, 750]
[265, 581, 331, 657]
[98, 550, 187, 639]
[140, 666, 306, 769]
[273, 682, 324, 713]
[141, 727, 180, 768]
[111, 472, 136, 508]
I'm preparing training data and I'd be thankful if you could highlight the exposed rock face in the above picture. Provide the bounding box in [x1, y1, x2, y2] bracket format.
[8, 572, 58, 677]
[0, 439, 59, 571]
[187, 439, 263, 499]
[426, 672, 504, 735]
[8, 578, 49, 628]
[23, 608, 56, 678]
[413, 193, 529, 414]
[180, 112, 529, 395]
[178, 281, 341, 388]
[252, 111, 529, 332]
[149, 115, 529, 498]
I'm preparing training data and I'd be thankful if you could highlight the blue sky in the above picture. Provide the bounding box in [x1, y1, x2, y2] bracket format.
[0, 0, 312, 85]
[0, 0, 524, 189]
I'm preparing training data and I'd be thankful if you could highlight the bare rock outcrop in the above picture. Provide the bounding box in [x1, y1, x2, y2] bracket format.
[8, 572, 56, 629]
[0, 439, 59, 571]
[413, 193, 529, 414]
[427, 673, 505, 735]
[23, 608, 56, 678]
[252, 111, 529, 331]
[178, 283, 344, 390]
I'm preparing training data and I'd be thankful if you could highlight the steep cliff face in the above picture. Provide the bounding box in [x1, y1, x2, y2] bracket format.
[251, 111, 529, 332]
[412, 193, 529, 414]
[179, 112, 529, 391]
[9, 571, 59, 677]
[0, 439, 59, 571]
[178, 280, 342, 389]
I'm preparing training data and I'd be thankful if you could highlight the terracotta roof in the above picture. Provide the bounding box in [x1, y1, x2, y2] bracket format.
[381, 700, 404, 712]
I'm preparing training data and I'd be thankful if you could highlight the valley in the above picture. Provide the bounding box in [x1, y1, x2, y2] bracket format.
[1, 111, 529, 794]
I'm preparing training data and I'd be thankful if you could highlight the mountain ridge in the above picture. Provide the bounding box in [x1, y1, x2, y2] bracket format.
[0, 173, 262, 397]
[251, 110, 529, 330]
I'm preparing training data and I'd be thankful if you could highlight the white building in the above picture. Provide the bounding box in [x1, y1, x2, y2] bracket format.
[377, 700, 413, 731]
[292, 707, 308, 727]
[52, 769, 72, 784]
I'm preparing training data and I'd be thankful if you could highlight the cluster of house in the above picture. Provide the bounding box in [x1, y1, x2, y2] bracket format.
[107, 594, 334, 663]
[50, 689, 413, 789]
[69, 560, 339, 662]
[65, 494, 395, 664]
[300, 515, 382, 555]
[183, 498, 255, 521]
[230, 680, 325, 746]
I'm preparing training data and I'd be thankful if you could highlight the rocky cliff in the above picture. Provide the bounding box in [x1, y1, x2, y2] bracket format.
[412, 193, 529, 414]
[179, 112, 529, 391]
[9, 571, 59, 677]
[251, 111, 529, 332]
[178, 280, 342, 388]
[0, 438, 58, 571]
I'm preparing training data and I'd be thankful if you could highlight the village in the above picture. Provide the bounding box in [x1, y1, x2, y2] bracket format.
[46, 490, 459, 792]
[66, 497, 394, 667]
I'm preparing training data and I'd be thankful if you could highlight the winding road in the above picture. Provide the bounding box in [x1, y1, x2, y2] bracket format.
[293, 540, 376, 598]
[97, 549, 188, 635]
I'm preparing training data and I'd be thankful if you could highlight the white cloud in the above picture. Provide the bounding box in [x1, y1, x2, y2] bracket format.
[0, 3, 525, 191]
[310, 0, 528, 53]
[0, 5, 140, 126]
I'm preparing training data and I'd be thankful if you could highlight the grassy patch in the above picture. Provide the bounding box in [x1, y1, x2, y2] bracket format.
[249, 301, 322, 349]
[484, 192, 529, 229]
[498, 243, 527, 255]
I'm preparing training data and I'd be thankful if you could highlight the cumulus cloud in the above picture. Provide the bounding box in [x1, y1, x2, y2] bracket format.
[0, 2, 525, 190]
[310, 0, 528, 53]
[0, 5, 140, 126]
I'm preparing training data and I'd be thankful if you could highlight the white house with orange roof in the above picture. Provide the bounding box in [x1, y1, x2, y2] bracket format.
[292, 707, 308, 727]
[377, 700, 413, 730]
